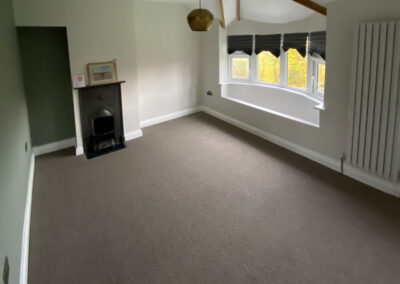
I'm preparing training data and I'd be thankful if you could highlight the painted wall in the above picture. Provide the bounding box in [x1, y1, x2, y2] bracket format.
[227, 14, 326, 35]
[18, 27, 75, 146]
[134, 1, 200, 122]
[0, 0, 32, 282]
[13, 0, 140, 151]
[200, 1, 400, 161]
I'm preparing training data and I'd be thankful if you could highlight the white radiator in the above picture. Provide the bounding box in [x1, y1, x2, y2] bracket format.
[347, 21, 400, 183]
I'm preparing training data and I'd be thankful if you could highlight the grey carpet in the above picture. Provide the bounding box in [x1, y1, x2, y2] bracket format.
[29, 112, 400, 284]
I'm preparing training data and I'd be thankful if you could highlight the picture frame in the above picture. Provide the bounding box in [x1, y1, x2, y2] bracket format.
[72, 73, 86, 88]
[87, 61, 118, 86]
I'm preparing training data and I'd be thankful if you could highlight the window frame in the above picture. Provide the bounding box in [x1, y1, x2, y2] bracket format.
[229, 52, 251, 82]
[284, 48, 310, 93]
[310, 56, 326, 98]
[228, 35, 326, 102]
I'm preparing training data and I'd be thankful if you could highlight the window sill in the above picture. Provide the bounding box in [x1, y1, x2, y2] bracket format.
[222, 95, 320, 128]
[221, 81, 323, 104]
[313, 103, 326, 111]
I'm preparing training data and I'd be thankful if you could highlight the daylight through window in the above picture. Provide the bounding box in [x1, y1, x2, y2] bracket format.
[317, 63, 326, 93]
[232, 57, 250, 79]
[258, 51, 280, 84]
[287, 48, 307, 90]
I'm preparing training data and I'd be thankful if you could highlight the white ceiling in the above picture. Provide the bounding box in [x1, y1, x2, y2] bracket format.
[141, 0, 334, 25]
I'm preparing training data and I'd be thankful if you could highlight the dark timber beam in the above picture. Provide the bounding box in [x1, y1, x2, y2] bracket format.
[219, 0, 226, 28]
[237, 0, 241, 21]
[292, 0, 327, 16]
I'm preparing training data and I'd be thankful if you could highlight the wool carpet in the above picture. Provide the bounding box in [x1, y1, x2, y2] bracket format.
[29, 112, 400, 284]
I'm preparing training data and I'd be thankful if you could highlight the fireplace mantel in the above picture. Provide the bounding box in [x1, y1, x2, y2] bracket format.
[74, 80, 126, 90]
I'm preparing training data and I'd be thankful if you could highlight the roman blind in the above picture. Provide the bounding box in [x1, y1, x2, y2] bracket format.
[309, 31, 326, 60]
[282, 33, 308, 57]
[255, 34, 282, 58]
[228, 35, 253, 55]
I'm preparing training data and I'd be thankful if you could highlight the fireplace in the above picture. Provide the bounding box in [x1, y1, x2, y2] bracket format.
[76, 81, 125, 158]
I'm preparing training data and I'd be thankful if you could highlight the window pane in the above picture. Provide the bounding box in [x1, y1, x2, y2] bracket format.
[232, 57, 249, 79]
[318, 63, 325, 93]
[258, 51, 280, 84]
[287, 49, 307, 89]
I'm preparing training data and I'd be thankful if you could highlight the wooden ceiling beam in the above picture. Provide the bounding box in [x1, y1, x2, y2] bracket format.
[237, 0, 241, 21]
[292, 0, 327, 16]
[219, 0, 226, 28]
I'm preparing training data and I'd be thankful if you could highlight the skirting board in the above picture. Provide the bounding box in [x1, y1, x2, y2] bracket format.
[140, 107, 202, 128]
[20, 153, 35, 284]
[200, 106, 400, 197]
[125, 129, 143, 141]
[75, 146, 84, 156]
[33, 137, 76, 157]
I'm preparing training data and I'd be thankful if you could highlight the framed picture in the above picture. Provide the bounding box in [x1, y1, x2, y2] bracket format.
[72, 74, 86, 88]
[87, 61, 118, 86]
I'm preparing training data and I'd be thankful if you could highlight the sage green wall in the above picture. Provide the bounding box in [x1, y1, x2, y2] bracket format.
[18, 27, 75, 146]
[0, 0, 32, 282]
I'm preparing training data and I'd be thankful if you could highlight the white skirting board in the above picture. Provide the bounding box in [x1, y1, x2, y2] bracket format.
[20, 153, 35, 284]
[125, 129, 143, 141]
[140, 107, 202, 128]
[33, 137, 76, 156]
[75, 146, 84, 156]
[200, 106, 400, 197]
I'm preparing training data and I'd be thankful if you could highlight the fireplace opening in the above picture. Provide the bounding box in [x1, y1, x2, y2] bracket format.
[90, 109, 117, 152]
[92, 109, 114, 136]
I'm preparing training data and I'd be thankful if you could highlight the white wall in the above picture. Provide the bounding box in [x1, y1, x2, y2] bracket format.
[134, 1, 201, 122]
[13, 0, 140, 150]
[200, 0, 400, 161]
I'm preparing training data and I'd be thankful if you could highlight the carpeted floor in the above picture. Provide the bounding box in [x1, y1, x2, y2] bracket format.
[29, 112, 400, 284]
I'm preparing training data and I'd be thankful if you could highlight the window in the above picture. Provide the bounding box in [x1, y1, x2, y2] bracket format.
[317, 63, 326, 94]
[258, 51, 280, 84]
[228, 32, 326, 100]
[287, 48, 307, 90]
[230, 54, 250, 80]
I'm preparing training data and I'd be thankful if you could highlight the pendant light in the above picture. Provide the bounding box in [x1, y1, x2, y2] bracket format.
[187, 0, 214, 31]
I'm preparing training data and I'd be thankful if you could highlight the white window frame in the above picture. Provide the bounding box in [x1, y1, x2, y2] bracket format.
[283, 48, 310, 94]
[228, 35, 326, 102]
[310, 57, 325, 98]
[229, 52, 251, 82]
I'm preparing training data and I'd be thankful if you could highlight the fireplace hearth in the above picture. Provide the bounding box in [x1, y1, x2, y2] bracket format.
[76, 81, 125, 158]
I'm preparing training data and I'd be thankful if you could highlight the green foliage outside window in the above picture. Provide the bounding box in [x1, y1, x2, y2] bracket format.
[258, 51, 280, 84]
[318, 63, 326, 93]
[232, 57, 249, 79]
[287, 49, 307, 89]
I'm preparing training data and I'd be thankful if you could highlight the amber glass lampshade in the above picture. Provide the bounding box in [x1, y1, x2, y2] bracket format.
[187, 8, 214, 31]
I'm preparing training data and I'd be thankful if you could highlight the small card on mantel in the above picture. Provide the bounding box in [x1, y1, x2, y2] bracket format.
[72, 74, 86, 88]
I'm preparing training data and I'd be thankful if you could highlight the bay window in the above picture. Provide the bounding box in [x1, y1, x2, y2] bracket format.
[228, 31, 326, 101]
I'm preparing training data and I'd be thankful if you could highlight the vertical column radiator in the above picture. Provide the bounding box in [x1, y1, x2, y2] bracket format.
[347, 21, 400, 183]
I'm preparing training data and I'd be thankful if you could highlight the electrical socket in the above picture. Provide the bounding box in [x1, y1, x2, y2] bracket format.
[3, 256, 9, 284]
[206, 90, 213, 96]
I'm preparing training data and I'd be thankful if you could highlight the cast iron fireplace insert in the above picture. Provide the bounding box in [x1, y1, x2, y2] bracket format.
[76, 81, 126, 158]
